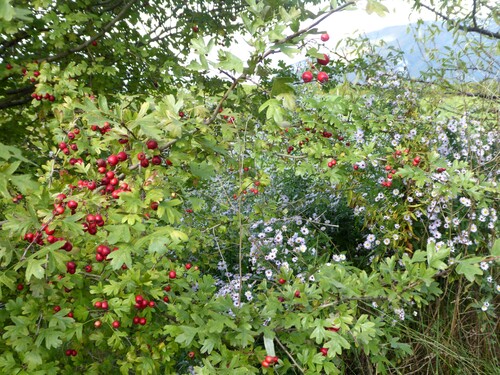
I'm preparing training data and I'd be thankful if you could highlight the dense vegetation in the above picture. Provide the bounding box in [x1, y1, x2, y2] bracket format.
[0, 0, 498, 374]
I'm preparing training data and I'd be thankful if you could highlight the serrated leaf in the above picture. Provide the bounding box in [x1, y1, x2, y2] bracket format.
[491, 239, 500, 257]
[107, 245, 132, 270]
[456, 259, 483, 282]
[175, 326, 198, 346]
[26, 258, 45, 281]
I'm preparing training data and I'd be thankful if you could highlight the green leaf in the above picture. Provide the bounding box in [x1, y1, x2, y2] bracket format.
[107, 225, 131, 244]
[366, 0, 389, 16]
[0, 0, 15, 21]
[217, 51, 244, 73]
[190, 161, 215, 179]
[455, 258, 483, 282]
[270, 77, 295, 97]
[35, 328, 62, 349]
[26, 258, 45, 281]
[107, 244, 133, 270]
[491, 239, 500, 257]
[175, 326, 198, 346]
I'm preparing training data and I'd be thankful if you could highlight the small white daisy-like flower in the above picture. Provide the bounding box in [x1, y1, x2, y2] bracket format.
[308, 275, 315, 282]
[393, 189, 400, 196]
[339, 254, 346, 261]
[332, 254, 340, 262]
[383, 238, 390, 245]
[486, 276, 493, 283]
[265, 269, 273, 279]
[413, 311, 418, 317]
[291, 256, 298, 263]
[274, 233, 283, 243]
[264, 226, 273, 233]
[480, 208, 489, 216]
[268, 253, 276, 260]
[300, 227, 309, 235]
[393, 234, 399, 241]
[459, 197, 471, 207]
[496, 285, 500, 293]
[470, 224, 477, 233]
[480, 262, 489, 271]
[363, 241, 372, 249]
[372, 301, 378, 308]
[367, 234, 376, 242]
[281, 225, 288, 231]
[298, 244, 307, 253]
[481, 302, 489, 311]
[258, 232, 266, 239]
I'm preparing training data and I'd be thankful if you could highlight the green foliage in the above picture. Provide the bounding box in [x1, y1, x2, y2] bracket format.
[0, 0, 498, 374]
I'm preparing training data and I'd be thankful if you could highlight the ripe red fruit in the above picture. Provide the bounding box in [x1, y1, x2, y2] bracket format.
[117, 151, 128, 161]
[139, 317, 147, 325]
[328, 159, 337, 168]
[261, 360, 270, 368]
[151, 155, 162, 165]
[67, 200, 78, 210]
[192, 25, 199, 32]
[6, 63, 12, 70]
[107, 154, 119, 166]
[55, 205, 65, 215]
[327, 326, 340, 332]
[146, 140, 158, 150]
[302, 71, 313, 83]
[320, 347, 328, 356]
[112, 320, 120, 329]
[67, 311, 74, 318]
[59, 142, 67, 150]
[137, 152, 146, 160]
[65, 349, 72, 356]
[265, 356, 274, 363]
[33, 70, 40, 77]
[91, 40, 97, 46]
[17, 283, 24, 291]
[278, 278, 286, 285]
[317, 71, 329, 83]
[140, 158, 149, 168]
[150, 202, 159, 210]
[169, 270, 177, 279]
[96, 158, 106, 168]
[94, 320, 102, 328]
[294, 290, 300, 298]
[321, 33, 330, 42]
[86, 214, 96, 223]
[94, 301, 102, 309]
[163, 296, 169, 303]
[188, 351, 195, 359]
[101, 301, 108, 310]
[84, 265, 92, 273]
[317, 54, 330, 65]
[185, 263, 192, 270]
[54, 305, 61, 313]
[133, 316, 140, 324]
[164, 285, 171, 292]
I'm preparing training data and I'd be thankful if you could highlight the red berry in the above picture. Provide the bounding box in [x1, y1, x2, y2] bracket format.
[17, 283, 24, 291]
[317, 71, 329, 83]
[107, 154, 119, 166]
[188, 351, 195, 359]
[320, 347, 328, 356]
[94, 320, 102, 328]
[169, 270, 176, 279]
[101, 301, 108, 310]
[117, 151, 128, 161]
[139, 317, 146, 325]
[146, 140, 158, 150]
[163, 296, 169, 303]
[302, 71, 313, 83]
[317, 54, 330, 65]
[321, 33, 329, 42]
[265, 356, 274, 363]
[261, 360, 270, 368]
[112, 320, 120, 328]
[185, 263, 192, 270]
[294, 290, 300, 298]
[54, 305, 61, 313]
[150, 202, 159, 210]
[140, 158, 149, 168]
[67, 200, 78, 210]
[278, 278, 286, 285]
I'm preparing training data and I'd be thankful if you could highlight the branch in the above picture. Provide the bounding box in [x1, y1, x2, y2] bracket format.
[419, 2, 500, 39]
[0, 95, 33, 110]
[42, 0, 137, 63]
[275, 336, 305, 374]
[203, 2, 355, 126]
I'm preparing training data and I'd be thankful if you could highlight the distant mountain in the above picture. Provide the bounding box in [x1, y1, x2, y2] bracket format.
[363, 21, 499, 81]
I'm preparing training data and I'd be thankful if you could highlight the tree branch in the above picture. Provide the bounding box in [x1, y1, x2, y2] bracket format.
[419, 2, 500, 39]
[203, 2, 355, 126]
[42, 0, 137, 63]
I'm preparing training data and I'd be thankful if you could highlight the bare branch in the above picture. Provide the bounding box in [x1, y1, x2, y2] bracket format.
[419, 2, 500, 39]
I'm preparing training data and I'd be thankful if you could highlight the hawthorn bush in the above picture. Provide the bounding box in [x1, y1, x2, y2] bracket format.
[1, 0, 499, 374]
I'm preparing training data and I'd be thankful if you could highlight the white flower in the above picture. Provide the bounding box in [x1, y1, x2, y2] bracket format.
[363, 241, 372, 249]
[486, 276, 493, 283]
[264, 226, 273, 233]
[265, 269, 273, 279]
[339, 254, 346, 261]
[298, 244, 307, 253]
[300, 227, 309, 235]
[480, 208, 489, 216]
[258, 232, 266, 239]
[367, 234, 376, 242]
[480, 262, 489, 271]
[496, 285, 500, 293]
[481, 302, 489, 311]
[308, 275, 315, 282]
[383, 238, 390, 245]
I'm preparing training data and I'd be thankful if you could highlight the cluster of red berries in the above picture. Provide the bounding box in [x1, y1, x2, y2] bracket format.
[95, 244, 112, 262]
[83, 213, 105, 235]
[65, 349, 78, 357]
[11, 193, 23, 203]
[94, 300, 109, 310]
[134, 294, 155, 310]
[66, 261, 77, 274]
[261, 355, 279, 368]
[31, 91, 55, 102]
[90, 121, 112, 135]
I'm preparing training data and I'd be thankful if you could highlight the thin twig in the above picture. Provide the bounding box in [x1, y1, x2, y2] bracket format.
[275, 335, 305, 374]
